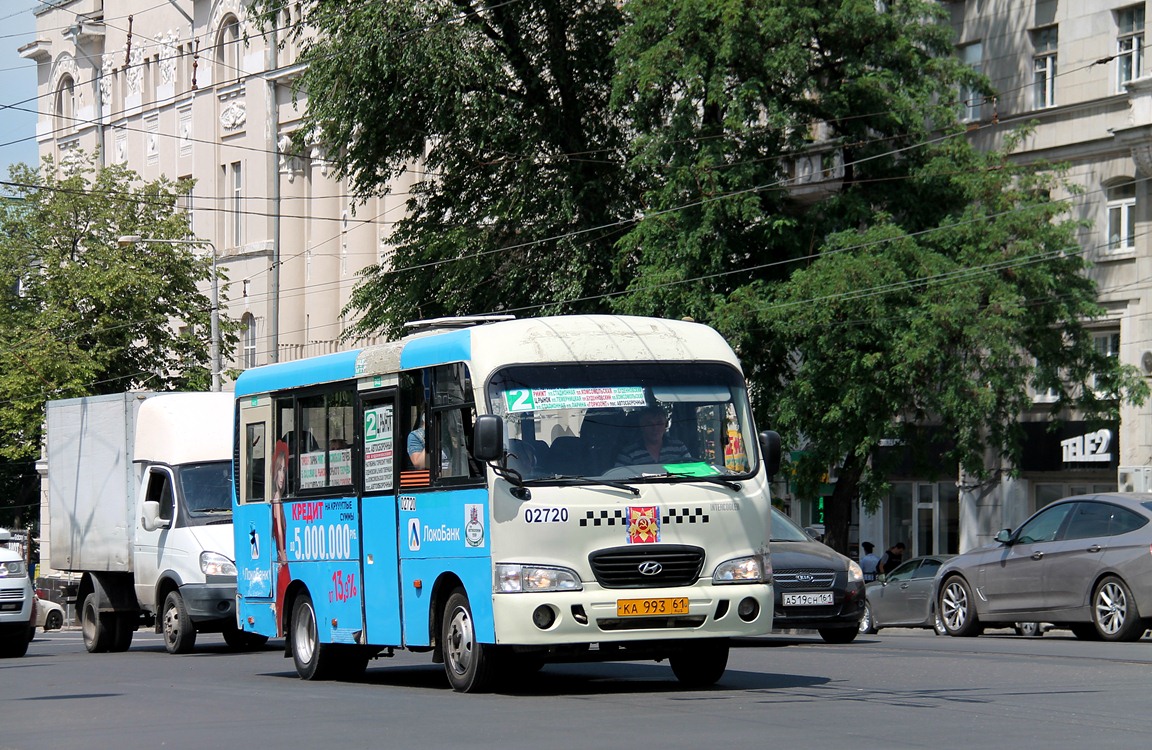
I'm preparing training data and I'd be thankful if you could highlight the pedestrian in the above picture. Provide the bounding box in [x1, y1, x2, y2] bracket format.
[878, 541, 906, 575]
[859, 542, 881, 582]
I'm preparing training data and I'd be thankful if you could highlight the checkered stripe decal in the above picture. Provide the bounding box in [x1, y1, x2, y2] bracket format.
[578, 508, 710, 526]
[580, 509, 626, 527]
[663, 507, 709, 524]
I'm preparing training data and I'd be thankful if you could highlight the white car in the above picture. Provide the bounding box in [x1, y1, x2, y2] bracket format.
[0, 529, 34, 658]
[35, 595, 64, 631]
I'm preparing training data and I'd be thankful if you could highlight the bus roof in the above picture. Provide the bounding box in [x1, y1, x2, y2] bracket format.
[233, 315, 740, 398]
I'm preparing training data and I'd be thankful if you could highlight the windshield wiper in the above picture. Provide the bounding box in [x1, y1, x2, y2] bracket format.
[525, 475, 641, 496]
[643, 471, 741, 491]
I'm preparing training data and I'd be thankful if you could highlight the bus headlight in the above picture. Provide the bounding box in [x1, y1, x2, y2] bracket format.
[714, 554, 770, 584]
[200, 551, 237, 577]
[495, 563, 582, 593]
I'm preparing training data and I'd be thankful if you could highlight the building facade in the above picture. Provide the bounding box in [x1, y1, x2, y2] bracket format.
[19, 0, 410, 373]
[850, 0, 1152, 558]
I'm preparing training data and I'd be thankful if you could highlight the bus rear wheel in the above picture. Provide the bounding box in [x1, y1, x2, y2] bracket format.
[291, 592, 338, 680]
[669, 639, 729, 688]
[442, 588, 497, 693]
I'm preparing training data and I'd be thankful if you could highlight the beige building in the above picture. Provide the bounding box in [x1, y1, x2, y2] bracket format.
[851, 1, 1152, 556]
[19, 0, 409, 375]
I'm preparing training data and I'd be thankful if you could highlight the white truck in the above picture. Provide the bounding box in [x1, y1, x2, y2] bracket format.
[47, 392, 265, 654]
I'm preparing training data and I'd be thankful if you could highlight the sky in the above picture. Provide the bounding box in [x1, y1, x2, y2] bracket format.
[0, 4, 40, 179]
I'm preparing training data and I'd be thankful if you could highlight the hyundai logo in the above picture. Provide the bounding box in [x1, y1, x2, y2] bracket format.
[638, 561, 663, 576]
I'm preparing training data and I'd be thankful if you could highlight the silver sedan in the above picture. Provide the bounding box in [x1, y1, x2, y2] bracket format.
[859, 556, 951, 635]
[935, 493, 1152, 641]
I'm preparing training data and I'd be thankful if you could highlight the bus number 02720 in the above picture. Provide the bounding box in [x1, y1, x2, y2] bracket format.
[293, 523, 355, 561]
[524, 507, 568, 523]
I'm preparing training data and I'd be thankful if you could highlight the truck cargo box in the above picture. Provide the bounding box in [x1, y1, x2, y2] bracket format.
[47, 393, 155, 572]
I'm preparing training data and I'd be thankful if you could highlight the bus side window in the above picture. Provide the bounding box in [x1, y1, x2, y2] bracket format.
[245, 422, 266, 503]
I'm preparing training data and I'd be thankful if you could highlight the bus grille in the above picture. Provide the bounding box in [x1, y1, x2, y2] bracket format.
[588, 545, 705, 589]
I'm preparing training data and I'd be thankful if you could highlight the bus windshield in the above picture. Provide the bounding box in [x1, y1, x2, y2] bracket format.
[486, 362, 759, 482]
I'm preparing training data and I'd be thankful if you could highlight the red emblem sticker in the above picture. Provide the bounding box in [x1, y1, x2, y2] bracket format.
[627, 506, 660, 544]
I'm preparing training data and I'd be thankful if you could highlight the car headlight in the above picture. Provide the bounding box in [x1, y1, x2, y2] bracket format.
[200, 551, 236, 577]
[714, 554, 771, 584]
[0, 560, 26, 577]
[847, 560, 863, 584]
[495, 563, 582, 593]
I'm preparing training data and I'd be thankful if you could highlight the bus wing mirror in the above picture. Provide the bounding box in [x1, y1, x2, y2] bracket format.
[759, 430, 781, 478]
[473, 415, 504, 463]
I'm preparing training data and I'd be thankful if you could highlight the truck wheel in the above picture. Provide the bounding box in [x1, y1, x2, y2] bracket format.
[669, 639, 729, 688]
[110, 615, 135, 652]
[291, 592, 338, 680]
[162, 591, 197, 654]
[81, 593, 112, 653]
[442, 588, 498, 693]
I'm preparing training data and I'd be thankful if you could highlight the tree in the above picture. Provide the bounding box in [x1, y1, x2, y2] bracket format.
[0, 153, 229, 479]
[255, 0, 632, 336]
[606, 0, 1150, 551]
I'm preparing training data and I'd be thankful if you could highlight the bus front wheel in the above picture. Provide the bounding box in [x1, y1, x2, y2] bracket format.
[442, 588, 497, 693]
[669, 639, 729, 688]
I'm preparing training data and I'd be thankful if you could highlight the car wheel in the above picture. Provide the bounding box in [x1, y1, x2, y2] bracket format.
[859, 602, 877, 635]
[81, 592, 112, 653]
[442, 587, 498, 692]
[162, 591, 197, 654]
[44, 610, 63, 631]
[939, 576, 981, 637]
[1092, 576, 1145, 642]
[1013, 622, 1043, 637]
[818, 627, 859, 644]
[0, 633, 29, 658]
[669, 639, 730, 688]
[932, 606, 947, 636]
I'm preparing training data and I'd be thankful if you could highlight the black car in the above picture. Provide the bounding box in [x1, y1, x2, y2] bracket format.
[769, 507, 865, 643]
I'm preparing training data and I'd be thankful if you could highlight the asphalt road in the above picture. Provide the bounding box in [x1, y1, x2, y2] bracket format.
[2, 626, 1149, 750]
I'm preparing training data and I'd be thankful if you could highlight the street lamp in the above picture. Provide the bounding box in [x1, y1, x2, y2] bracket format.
[118, 235, 221, 392]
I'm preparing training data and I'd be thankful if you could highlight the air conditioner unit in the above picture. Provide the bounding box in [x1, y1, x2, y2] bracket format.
[1118, 466, 1152, 493]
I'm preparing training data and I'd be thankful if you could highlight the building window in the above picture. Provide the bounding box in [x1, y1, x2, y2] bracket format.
[241, 312, 257, 369]
[1118, 6, 1145, 90]
[217, 15, 242, 84]
[1032, 26, 1057, 109]
[1106, 180, 1136, 253]
[222, 161, 244, 248]
[55, 75, 75, 133]
[957, 42, 983, 123]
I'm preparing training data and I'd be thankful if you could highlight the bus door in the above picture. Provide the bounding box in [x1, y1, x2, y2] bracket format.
[234, 394, 279, 635]
[358, 390, 403, 646]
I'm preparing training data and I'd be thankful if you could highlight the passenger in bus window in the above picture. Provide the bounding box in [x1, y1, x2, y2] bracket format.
[407, 413, 429, 469]
[616, 406, 693, 466]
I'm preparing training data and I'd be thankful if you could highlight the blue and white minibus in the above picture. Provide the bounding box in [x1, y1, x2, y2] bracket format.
[232, 315, 781, 691]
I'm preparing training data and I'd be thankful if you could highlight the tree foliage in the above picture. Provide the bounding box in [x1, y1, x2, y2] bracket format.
[0, 153, 229, 465]
[257, 0, 1145, 552]
[255, 0, 632, 335]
